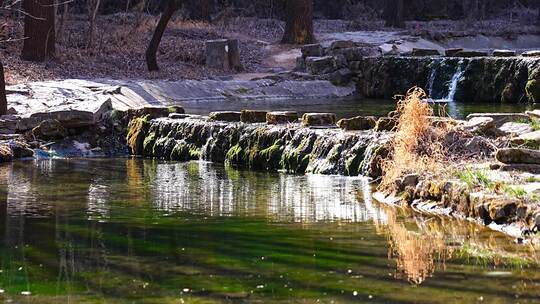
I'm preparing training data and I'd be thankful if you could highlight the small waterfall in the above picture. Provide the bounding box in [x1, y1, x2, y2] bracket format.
[444, 60, 464, 102]
[359, 141, 379, 176]
[426, 61, 440, 98]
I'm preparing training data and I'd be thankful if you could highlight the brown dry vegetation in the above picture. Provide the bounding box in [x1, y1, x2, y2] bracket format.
[380, 88, 450, 191]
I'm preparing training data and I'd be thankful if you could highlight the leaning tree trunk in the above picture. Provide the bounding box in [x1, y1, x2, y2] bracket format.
[21, 0, 56, 61]
[281, 0, 315, 45]
[0, 60, 7, 116]
[145, 0, 177, 71]
[383, 0, 405, 28]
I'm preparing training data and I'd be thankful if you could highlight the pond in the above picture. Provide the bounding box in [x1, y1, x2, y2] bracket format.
[182, 98, 540, 120]
[0, 159, 539, 303]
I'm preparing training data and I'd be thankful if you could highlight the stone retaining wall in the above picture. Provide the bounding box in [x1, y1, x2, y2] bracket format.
[127, 117, 389, 176]
[296, 42, 540, 103]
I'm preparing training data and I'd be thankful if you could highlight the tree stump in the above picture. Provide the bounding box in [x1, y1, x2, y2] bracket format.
[205, 39, 243, 71]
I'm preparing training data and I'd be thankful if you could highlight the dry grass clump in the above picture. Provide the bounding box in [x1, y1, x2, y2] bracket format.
[380, 87, 450, 191]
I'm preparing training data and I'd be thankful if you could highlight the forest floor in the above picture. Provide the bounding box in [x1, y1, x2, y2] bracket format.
[1, 13, 539, 85]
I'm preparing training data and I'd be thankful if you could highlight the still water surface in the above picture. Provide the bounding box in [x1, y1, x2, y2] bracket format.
[183, 98, 540, 120]
[0, 159, 539, 303]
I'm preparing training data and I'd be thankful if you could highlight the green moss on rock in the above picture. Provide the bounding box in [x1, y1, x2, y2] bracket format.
[525, 79, 540, 103]
[126, 115, 150, 155]
[143, 132, 157, 156]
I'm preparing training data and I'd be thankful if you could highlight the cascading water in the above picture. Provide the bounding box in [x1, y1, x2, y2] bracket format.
[442, 60, 464, 117]
[445, 60, 464, 102]
[426, 61, 440, 98]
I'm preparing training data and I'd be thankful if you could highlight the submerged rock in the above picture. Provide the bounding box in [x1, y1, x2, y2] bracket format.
[266, 112, 298, 124]
[496, 148, 540, 165]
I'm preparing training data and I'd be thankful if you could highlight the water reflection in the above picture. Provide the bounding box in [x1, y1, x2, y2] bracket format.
[0, 159, 537, 302]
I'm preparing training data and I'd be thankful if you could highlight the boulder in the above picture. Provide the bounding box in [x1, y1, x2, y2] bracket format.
[492, 50, 516, 57]
[445, 48, 463, 57]
[455, 50, 488, 57]
[0, 118, 19, 134]
[330, 40, 355, 50]
[375, 117, 397, 131]
[208, 111, 241, 122]
[295, 57, 306, 70]
[411, 48, 440, 56]
[240, 110, 267, 123]
[526, 110, 540, 119]
[16, 117, 41, 132]
[498, 122, 533, 136]
[169, 113, 192, 119]
[130, 106, 170, 120]
[336, 116, 377, 130]
[305, 56, 337, 75]
[0, 144, 13, 162]
[301, 44, 323, 58]
[330, 47, 366, 62]
[32, 119, 67, 140]
[10, 140, 33, 159]
[302, 113, 337, 127]
[463, 117, 496, 135]
[522, 50, 540, 57]
[511, 130, 540, 147]
[30, 98, 113, 129]
[466, 113, 530, 127]
[168, 106, 185, 114]
[402, 174, 419, 188]
[329, 68, 353, 86]
[266, 111, 298, 124]
[496, 148, 540, 165]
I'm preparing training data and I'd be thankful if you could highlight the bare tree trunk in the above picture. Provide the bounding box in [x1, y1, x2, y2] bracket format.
[145, 0, 177, 71]
[281, 0, 315, 44]
[86, 0, 100, 49]
[383, 0, 405, 28]
[57, 2, 69, 43]
[125, 0, 131, 12]
[21, 0, 56, 61]
[0, 60, 7, 116]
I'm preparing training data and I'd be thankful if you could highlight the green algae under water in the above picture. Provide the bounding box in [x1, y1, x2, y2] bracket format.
[0, 158, 538, 303]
